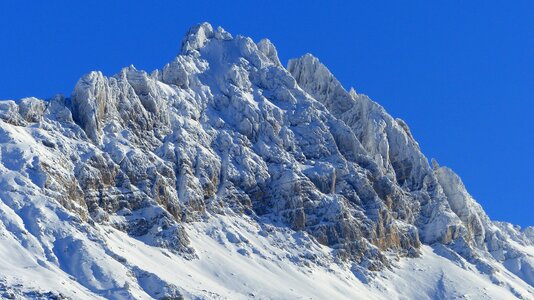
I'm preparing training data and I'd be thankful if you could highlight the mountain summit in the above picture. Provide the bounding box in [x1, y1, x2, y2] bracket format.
[0, 23, 533, 299]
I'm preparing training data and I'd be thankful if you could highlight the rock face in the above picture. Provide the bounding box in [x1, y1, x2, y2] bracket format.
[0, 22, 533, 299]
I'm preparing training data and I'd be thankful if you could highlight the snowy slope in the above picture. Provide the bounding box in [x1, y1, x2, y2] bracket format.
[0, 23, 533, 299]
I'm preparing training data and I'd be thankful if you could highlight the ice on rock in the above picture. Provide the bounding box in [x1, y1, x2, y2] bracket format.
[0, 100, 25, 126]
[435, 166, 488, 246]
[181, 22, 215, 53]
[180, 22, 232, 55]
[19, 97, 46, 123]
[0, 22, 532, 299]
[257, 38, 282, 66]
[71, 71, 111, 143]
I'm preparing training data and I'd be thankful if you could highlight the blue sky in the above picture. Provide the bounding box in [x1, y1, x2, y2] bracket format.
[1, 1, 532, 227]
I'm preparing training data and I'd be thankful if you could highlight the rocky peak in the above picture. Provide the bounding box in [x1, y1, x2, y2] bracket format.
[0, 23, 532, 298]
[71, 71, 110, 143]
[180, 22, 233, 54]
[257, 38, 282, 66]
[288, 53, 431, 190]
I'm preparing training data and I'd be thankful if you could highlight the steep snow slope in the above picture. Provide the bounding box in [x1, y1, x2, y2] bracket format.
[0, 23, 532, 299]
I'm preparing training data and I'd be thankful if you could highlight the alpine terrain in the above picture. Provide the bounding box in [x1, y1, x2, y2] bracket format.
[0, 23, 533, 299]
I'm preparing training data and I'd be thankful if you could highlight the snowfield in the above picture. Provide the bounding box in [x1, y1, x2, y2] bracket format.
[1, 212, 533, 299]
[0, 23, 533, 299]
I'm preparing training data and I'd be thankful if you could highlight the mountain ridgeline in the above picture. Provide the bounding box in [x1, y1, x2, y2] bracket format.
[0, 23, 532, 299]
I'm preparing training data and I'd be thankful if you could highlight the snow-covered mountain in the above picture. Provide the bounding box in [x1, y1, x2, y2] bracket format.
[0, 23, 533, 299]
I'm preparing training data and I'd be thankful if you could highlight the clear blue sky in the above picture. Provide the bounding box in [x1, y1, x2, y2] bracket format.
[1, 1, 532, 227]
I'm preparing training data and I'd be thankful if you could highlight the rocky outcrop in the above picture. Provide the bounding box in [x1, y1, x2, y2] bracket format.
[287, 52, 534, 284]
[0, 22, 532, 297]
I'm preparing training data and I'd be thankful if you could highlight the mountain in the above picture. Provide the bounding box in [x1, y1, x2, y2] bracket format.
[0, 23, 532, 299]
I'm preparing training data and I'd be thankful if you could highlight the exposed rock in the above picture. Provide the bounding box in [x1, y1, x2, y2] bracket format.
[0, 22, 532, 298]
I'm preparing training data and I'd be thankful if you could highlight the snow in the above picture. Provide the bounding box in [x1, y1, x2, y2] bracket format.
[2, 209, 532, 299]
[0, 22, 533, 299]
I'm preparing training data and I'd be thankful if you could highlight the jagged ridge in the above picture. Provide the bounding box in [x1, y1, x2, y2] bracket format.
[0, 22, 532, 299]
